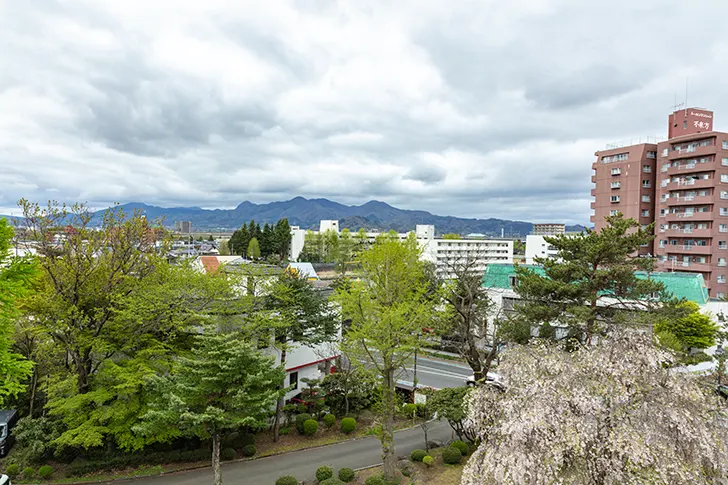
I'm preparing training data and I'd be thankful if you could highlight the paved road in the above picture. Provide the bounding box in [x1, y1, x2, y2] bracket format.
[396, 355, 472, 390]
[116, 421, 454, 485]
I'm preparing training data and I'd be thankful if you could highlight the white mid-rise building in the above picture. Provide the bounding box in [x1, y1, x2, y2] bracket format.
[525, 235, 559, 264]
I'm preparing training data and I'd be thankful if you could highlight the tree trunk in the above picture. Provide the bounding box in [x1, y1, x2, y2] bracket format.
[76, 353, 92, 394]
[422, 422, 429, 452]
[381, 364, 397, 481]
[28, 368, 38, 417]
[212, 432, 222, 485]
[273, 347, 287, 442]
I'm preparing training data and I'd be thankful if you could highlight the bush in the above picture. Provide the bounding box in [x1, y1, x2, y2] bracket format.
[295, 413, 313, 434]
[340, 417, 356, 434]
[316, 465, 334, 482]
[23, 466, 35, 479]
[402, 403, 417, 417]
[323, 413, 336, 427]
[410, 449, 427, 462]
[304, 419, 319, 436]
[450, 440, 469, 456]
[338, 467, 355, 482]
[422, 455, 434, 467]
[238, 433, 256, 447]
[441, 446, 462, 465]
[4, 464, 19, 478]
[221, 448, 237, 461]
[320, 478, 345, 485]
[416, 403, 428, 418]
[242, 444, 257, 457]
[37, 465, 54, 479]
[276, 476, 298, 485]
[280, 427, 291, 436]
[364, 476, 385, 485]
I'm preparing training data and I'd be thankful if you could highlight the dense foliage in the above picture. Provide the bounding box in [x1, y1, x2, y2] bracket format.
[228, 219, 291, 261]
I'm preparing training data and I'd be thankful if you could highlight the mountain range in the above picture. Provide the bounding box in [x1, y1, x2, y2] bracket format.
[2, 197, 587, 236]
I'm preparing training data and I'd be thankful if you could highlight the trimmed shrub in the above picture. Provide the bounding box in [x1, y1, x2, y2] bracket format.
[279, 427, 291, 436]
[295, 413, 313, 434]
[416, 403, 428, 418]
[441, 446, 462, 465]
[38, 465, 54, 479]
[402, 403, 417, 417]
[364, 476, 385, 485]
[276, 476, 298, 485]
[410, 449, 427, 462]
[422, 455, 434, 467]
[450, 440, 469, 456]
[238, 433, 256, 447]
[23, 466, 35, 480]
[338, 467, 355, 482]
[323, 413, 336, 427]
[316, 465, 334, 482]
[242, 444, 257, 457]
[221, 448, 236, 461]
[303, 419, 319, 436]
[340, 417, 356, 434]
[320, 478, 345, 485]
[4, 464, 19, 479]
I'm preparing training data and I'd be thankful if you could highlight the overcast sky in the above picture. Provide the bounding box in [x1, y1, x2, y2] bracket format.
[2, 0, 728, 224]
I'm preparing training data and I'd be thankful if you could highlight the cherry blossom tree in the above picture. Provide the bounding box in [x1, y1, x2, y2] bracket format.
[462, 332, 728, 485]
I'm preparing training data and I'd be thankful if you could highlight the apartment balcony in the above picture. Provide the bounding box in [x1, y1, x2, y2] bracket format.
[667, 144, 718, 161]
[659, 261, 713, 273]
[664, 211, 713, 222]
[663, 228, 713, 238]
[664, 159, 719, 176]
[663, 194, 714, 206]
[662, 244, 713, 255]
[663, 178, 715, 190]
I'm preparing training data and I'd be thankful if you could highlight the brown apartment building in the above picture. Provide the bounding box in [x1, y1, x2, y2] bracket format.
[591, 107, 728, 298]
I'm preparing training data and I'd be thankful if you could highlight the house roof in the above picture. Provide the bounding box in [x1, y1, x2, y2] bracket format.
[288, 262, 319, 280]
[482, 263, 709, 305]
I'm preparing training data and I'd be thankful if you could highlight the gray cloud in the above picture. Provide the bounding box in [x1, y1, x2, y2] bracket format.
[2, 0, 728, 224]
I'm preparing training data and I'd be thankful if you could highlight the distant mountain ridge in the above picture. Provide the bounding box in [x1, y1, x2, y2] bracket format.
[65, 197, 586, 237]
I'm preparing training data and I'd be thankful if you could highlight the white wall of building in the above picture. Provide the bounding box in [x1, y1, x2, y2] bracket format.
[422, 238, 513, 279]
[290, 226, 307, 261]
[525, 235, 559, 265]
[267, 339, 340, 401]
[319, 220, 340, 233]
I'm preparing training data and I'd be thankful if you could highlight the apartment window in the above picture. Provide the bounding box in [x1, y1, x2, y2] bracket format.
[722, 208, 728, 216]
[660, 209, 666, 216]
[659, 240, 667, 248]
[642, 164, 652, 172]
[721, 241, 728, 249]
[660, 179, 669, 187]
[722, 174, 728, 183]
[641, 210, 650, 217]
[509, 276, 519, 288]
[662, 148, 669, 157]
[719, 276, 727, 284]
[611, 181, 621, 189]
[720, 258, 727, 267]
[289, 371, 298, 391]
[602, 153, 629, 163]
[723, 157, 728, 166]
[646, 151, 657, 159]
[611, 168, 621, 175]
[661, 164, 669, 172]
[659, 224, 667, 232]
[721, 191, 728, 199]
[609, 210, 619, 216]
[642, 180, 651, 188]
[611, 195, 620, 203]
[721, 224, 728, 233]
[718, 293, 726, 299]
[723, 141, 728, 149]
[641, 195, 650, 202]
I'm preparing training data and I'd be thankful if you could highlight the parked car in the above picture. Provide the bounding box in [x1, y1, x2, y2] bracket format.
[0, 410, 18, 457]
[466, 372, 505, 390]
[0, 473, 10, 485]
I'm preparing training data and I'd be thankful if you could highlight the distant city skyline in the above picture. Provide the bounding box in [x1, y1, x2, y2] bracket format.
[2, 1, 728, 224]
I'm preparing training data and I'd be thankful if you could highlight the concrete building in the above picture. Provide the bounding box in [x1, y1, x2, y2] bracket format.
[319, 220, 339, 233]
[591, 142, 658, 256]
[532, 223, 566, 236]
[590, 106, 728, 298]
[653, 108, 728, 298]
[175, 221, 192, 233]
[525, 235, 559, 264]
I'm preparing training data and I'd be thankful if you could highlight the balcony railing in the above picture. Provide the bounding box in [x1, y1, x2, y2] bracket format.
[678, 163, 697, 170]
[678, 179, 696, 186]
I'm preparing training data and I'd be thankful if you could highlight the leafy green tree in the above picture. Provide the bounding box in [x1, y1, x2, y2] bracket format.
[247, 237, 261, 260]
[426, 387, 476, 442]
[513, 240, 525, 255]
[137, 332, 284, 485]
[655, 301, 718, 351]
[335, 229, 357, 275]
[261, 223, 274, 257]
[513, 214, 666, 342]
[335, 234, 435, 480]
[320, 362, 378, 416]
[218, 239, 231, 256]
[274, 219, 292, 260]
[0, 218, 37, 406]
[264, 270, 337, 441]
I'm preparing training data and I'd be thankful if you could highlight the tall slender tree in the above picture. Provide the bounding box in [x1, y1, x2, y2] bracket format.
[335, 234, 435, 480]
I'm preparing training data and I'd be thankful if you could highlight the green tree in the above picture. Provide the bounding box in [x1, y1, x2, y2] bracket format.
[513, 214, 666, 342]
[335, 234, 435, 480]
[274, 219, 292, 260]
[513, 240, 525, 255]
[426, 387, 476, 443]
[229, 223, 249, 256]
[655, 301, 718, 351]
[218, 239, 231, 256]
[265, 270, 337, 441]
[247, 237, 261, 260]
[137, 332, 284, 485]
[335, 229, 356, 275]
[0, 218, 37, 406]
[261, 223, 274, 258]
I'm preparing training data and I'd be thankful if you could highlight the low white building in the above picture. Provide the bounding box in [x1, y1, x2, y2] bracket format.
[525, 235, 559, 265]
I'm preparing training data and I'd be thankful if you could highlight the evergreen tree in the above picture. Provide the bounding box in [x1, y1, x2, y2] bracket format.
[513, 214, 667, 342]
[274, 219, 292, 260]
[261, 223, 274, 257]
[137, 332, 284, 485]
